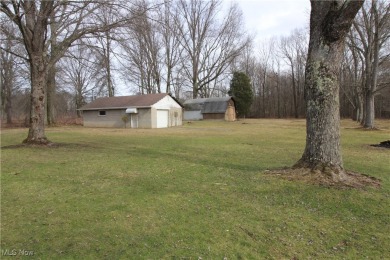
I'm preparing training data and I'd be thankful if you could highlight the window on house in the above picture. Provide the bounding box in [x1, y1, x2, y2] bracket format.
[99, 111, 106, 116]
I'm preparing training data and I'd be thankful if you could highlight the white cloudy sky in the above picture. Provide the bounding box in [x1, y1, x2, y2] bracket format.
[226, 0, 311, 41]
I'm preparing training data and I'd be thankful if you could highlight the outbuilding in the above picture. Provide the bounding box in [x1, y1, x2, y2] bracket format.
[79, 93, 183, 128]
[183, 96, 236, 121]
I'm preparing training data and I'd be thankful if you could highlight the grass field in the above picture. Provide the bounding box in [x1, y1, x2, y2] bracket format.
[1, 119, 389, 259]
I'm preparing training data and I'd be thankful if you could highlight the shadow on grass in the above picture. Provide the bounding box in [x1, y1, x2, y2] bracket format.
[125, 145, 268, 173]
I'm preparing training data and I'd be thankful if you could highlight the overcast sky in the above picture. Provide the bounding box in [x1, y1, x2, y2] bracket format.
[226, 0, 311, 42]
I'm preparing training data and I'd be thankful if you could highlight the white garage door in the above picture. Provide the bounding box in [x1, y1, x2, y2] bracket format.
[157, 110, 169, 128]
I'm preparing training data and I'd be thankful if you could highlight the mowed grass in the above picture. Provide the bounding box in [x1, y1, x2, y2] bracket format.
[1, 119, 389, 259]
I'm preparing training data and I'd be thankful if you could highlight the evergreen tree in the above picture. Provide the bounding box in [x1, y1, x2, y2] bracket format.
[229, 72, 253, 118]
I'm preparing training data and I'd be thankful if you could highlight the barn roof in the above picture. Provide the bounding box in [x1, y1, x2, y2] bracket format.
[79, 93, 182, 110]
[184, 97, 234, 114]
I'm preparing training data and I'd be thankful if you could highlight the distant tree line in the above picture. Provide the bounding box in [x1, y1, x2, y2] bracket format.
[233, 0, 389, 130]
[1, 0, 389, 137]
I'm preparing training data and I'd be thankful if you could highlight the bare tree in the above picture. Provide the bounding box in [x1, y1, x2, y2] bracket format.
[351, 0, 390, 128]
[0, 1, 130, 144]
[1, 1, 54, 143]
[1, 38, 16, 123]
[119, 0, 162, 94]
[279, 29, 307, 118]
[157, 0, 182, 94]
[175, 0, 250, 98]
[0, 20, 30, 124]
[58, 41, 100, 117]
[257, 40, 274, 117]
[295, 0, 364, 181]
[342, 33, 365, 121]
[90, 3, 124, 97]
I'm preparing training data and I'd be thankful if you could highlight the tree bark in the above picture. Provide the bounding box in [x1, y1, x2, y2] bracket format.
[46, 64, 56, 125]
[295, 0, 364, 180]
[23, 54, 49, 144]
[363, 92, 375, 128]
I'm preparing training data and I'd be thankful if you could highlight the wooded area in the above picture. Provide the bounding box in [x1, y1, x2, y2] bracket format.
[1, 0, 389, 131]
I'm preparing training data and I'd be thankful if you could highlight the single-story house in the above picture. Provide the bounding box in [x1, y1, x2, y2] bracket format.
[79, 93, 183, 128]
[183, 96, 236, 121]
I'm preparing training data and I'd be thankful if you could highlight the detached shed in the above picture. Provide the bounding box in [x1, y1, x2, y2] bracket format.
[183, 97, 236, 121]
[79, 93, 183, 128]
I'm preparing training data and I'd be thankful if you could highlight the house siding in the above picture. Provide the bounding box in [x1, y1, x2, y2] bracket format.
[83, 109, 126, 128]
[169, 108, 183, 126]
[83, 108, 154, 128]
[137, 108, 153, 128]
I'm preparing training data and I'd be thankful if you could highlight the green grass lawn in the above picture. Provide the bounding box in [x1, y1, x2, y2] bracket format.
[1, 119, 389, 259]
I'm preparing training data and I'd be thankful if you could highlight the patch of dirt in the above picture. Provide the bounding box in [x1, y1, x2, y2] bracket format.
[264, 168, 381, 189]
[371, 140, 390, 149]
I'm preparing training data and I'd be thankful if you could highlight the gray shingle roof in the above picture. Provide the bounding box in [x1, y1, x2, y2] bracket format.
[184, 97, 234, 114]
[79, 93, 174, 110]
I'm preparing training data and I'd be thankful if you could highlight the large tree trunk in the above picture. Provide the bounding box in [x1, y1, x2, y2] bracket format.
[363, 92, 375, 128]
[295, 41, 344, 174]
[295, 0, 364, 181]
[23, 54, 50, 144]
[46, 64, 56, 125]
